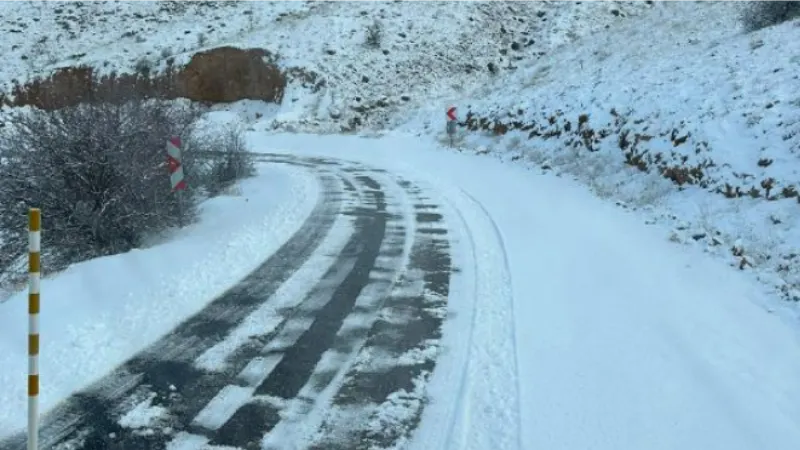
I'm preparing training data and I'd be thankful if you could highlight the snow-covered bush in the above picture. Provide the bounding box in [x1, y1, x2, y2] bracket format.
[740, 1, 800, 32]
[0, 100, 255, 285]
[195, 125, 256, 196]
[0, 101, 199, 271]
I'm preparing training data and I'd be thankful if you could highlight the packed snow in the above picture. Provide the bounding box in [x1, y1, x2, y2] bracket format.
[192, 206, 355, 373]
[118, 392, 169, 431]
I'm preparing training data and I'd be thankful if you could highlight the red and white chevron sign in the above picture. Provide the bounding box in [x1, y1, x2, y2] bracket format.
[446, 106, 457, 121]
[166, 136, 187, 192]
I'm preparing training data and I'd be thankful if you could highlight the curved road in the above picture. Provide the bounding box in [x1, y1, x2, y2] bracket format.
[0, 154, 456, 450]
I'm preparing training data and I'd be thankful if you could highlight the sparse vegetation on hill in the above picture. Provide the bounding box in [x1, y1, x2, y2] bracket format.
[443, 2, 800, 303]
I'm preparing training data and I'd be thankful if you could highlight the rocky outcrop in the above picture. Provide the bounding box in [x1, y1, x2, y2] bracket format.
[0, 46, 285, 110]
[180, 47, 283, 104]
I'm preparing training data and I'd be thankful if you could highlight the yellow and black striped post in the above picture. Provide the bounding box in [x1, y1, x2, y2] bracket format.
[28, 208, 40, 450]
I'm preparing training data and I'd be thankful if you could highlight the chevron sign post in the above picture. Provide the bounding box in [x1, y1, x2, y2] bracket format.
[166, 136, 187, 192]
[166, 136, 188, 226]
[446, 106, 457, 147]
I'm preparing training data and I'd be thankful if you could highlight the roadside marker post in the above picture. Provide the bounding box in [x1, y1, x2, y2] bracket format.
[166, 136, 188, 226]
[167, 136, 187, 192]
[28, 208, 41, 450]
[446, 106, 457, 147]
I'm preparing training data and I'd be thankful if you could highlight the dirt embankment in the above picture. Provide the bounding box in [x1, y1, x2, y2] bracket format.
[0, 46, 285, 110]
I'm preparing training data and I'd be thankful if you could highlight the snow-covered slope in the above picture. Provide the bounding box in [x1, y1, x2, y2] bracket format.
[400, 2, 800, 310]
[0, 1, 654, 127]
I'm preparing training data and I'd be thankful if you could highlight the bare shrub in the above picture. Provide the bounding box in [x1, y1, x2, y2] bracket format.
[186, 124, 256, 196]
[365, 19, 382, 48]
[741, 1, 800, 32]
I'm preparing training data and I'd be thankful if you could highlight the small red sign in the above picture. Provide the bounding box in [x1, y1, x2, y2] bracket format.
[447, 107, 457, 121]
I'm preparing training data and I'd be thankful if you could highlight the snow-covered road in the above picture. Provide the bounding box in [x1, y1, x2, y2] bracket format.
[263, 134, 800, 450]
[2, 134, 800, 450]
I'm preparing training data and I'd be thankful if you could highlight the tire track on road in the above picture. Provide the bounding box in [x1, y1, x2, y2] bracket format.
[307, 177, 452, 450]
[424, 185, 520, 450]
[208, 171, 399, 449]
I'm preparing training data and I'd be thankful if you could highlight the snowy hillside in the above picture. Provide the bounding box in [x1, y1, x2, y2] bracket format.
[400, 2, 800, 310]
[0, 2, 796, 323]
[0, 1, 654, 126]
